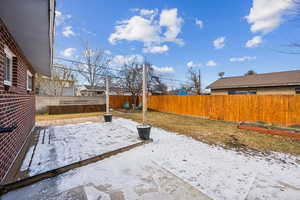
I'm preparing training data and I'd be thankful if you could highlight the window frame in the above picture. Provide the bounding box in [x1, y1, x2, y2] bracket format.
[3, 46, 14, 86]
[228, 89, 257, 95]
[27, 70, 33, 91]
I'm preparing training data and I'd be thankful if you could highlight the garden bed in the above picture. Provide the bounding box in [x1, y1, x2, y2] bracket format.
[238, 122, 300, 141]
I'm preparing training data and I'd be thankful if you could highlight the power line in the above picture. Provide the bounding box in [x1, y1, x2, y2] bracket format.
[159, 77, 190, 84]
[54, 57, 190, 85]
[55, 57, 123, 72]
[53, 64, 123, 80]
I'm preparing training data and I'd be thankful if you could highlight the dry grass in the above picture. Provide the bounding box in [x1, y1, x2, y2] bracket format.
[113, 111, 300, 156]
[36, 112, 103, 121]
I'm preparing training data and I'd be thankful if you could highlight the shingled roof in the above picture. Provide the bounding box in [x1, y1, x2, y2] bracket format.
[207, 70, 300, 89]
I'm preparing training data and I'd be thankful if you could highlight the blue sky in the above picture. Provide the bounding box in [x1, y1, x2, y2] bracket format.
[54, 0, 300, 88]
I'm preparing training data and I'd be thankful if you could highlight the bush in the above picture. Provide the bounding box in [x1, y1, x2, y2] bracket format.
[123, 101, 130, 110]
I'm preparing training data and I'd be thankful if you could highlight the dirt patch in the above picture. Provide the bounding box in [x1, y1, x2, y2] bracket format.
[36, 116, 103, 127]
[112, 110, 300, 156]
[36, 112, 103, 122]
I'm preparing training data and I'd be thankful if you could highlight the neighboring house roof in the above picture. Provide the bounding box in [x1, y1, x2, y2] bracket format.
[0, 0, 55, 76]
[207, 70, 300, 89]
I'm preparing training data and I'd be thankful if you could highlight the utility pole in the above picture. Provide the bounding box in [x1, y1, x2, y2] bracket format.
[142, 63, 148, 124]
[198, 69, 201, 95]
[106, 76, 109, 113]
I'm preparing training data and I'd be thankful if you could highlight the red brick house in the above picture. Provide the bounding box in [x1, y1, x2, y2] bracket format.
[0, 0, 55, 182]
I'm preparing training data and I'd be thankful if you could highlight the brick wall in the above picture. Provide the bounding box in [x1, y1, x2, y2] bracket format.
[0, 19, 36, 182]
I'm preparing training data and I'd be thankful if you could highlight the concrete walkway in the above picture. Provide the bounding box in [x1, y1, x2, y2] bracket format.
[2, 158, 211, 200]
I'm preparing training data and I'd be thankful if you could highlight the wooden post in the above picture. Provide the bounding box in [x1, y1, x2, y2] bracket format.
[142, 63, 147, 124]
[106, 76, 109, 113]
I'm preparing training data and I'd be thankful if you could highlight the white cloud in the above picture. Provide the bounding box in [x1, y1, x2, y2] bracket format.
[109, 15, 161, 45]
[213, 37, 226, 49]
[230, 56, 256, 62]
[195, 18, 204, 29]
[245, 36, 263, 48]
[132, 8, 157, 17]
[186, 61, 202, 67]
[246, 0, 296, 34]
[109, 8, 184, 47]
[152, 65, 174, 73]
[143, 45, 169, 54]
[206, 60, 217, 66]
[60, 48, 76, 57]
[159, 8, 184, 45]
[62, 26, 75, 37]
[139, 9, 156, 17]
[112, 54, 144, 66]
[140, 9, 154, 16]
[55, 10, 71, 26]
[104, 50, 112, 55]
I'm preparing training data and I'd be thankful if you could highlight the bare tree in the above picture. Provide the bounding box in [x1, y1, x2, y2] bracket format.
[187, 68, 201, 95]
[150, 75, 168, 94]
[218, 72, 225, 78]
[118, 58, 166, 105]
[76, 40, 111, 87]
[245, 70, 257, 76]
[35, 65, 76, 96]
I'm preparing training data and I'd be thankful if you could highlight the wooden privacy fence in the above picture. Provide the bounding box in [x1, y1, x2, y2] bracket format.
[147, 95, 300, 126]
[110, 95, 133, 108]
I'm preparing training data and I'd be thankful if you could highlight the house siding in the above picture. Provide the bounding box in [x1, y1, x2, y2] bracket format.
[210, 89, 228, 95]
[0, 19, 35, 182]
[211, 86, 298, 95]
[256, 86, 296, 95]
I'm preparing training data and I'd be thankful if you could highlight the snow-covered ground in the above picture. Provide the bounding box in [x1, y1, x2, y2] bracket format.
[5, 118, 300, 200]
[21, 120, 141, 176]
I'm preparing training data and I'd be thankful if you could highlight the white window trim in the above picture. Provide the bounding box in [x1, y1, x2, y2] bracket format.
[27, 70, 33, 91]
[4, 46, 14, 86]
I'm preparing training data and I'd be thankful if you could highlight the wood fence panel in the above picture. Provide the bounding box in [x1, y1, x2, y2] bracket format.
[109, 95, 300, 126]
[110, 95, 132, 108]
[147, 95, 300, 126]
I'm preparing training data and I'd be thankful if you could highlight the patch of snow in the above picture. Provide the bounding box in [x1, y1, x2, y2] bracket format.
[20, 146, 34, 171]
[84, 186, 111, 200]
[22, 119, 141, 176]
[6, 118, 300, 200]
[44, 129, 49, 144]
[55, 118, 299, 200]
[37, 129, 43, 144]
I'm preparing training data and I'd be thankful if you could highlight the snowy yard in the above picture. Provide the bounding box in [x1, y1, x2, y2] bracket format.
[21, 120, 141, 176]
[4, 118, 300, 200]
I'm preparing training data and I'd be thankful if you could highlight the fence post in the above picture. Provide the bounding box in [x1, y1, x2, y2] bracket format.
[106, 76, 110, 113]
[142, 63, 148, 124]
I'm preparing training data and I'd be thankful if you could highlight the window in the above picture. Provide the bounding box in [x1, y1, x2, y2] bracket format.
[228, 89, 257, 95]
[296, 88, 300, 94]
[4, 46, 14, 86]
[27, 70, 33, 91]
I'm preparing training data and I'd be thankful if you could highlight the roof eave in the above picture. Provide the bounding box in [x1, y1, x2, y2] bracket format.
[209, 82, 300, 90]
[0, 0, 55, 77]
